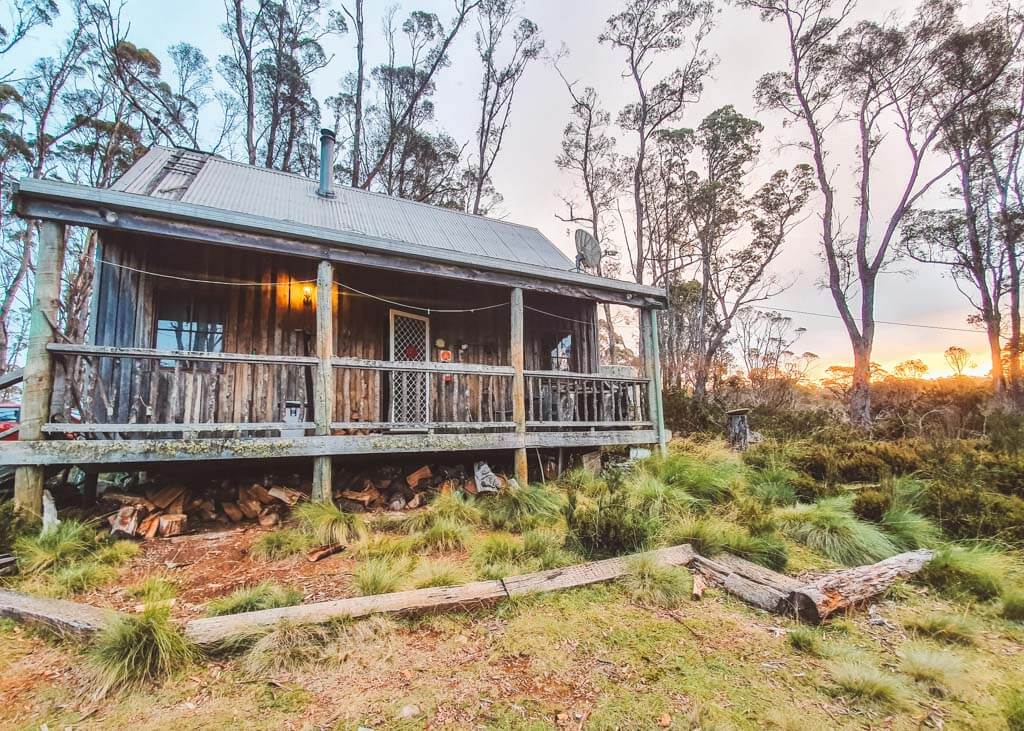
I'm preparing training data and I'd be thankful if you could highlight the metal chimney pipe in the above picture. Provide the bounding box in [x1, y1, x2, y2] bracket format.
[318, 128, 336, 198]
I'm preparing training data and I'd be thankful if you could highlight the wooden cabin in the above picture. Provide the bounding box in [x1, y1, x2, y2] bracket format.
[5, 132, 668, 514]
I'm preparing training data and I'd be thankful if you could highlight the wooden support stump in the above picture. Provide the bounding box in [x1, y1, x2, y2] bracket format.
[725, 408, 750, 451]
[312, 259, 335, 503]
[510, 287, 528, 485]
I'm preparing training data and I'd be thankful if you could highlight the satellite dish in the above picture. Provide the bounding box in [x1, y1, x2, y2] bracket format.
[574, 229, 602, 271]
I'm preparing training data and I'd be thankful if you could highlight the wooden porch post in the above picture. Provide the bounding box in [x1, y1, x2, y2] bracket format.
[510, 287, 528, 485]
[640, 307, 667, 456]
[14, 220, 66, 517]
[312, 260, 335, 503]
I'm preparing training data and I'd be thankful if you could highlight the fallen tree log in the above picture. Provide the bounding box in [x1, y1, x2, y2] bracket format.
[184, 544, 696, 647]
[786, 549, 934, 623]
[0, 589, 117, 637]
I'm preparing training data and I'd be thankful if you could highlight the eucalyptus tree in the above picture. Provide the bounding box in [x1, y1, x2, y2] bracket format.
[746, 0, 1021, 425]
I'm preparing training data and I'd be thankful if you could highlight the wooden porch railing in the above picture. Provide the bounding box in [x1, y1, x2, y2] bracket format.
[43, 344, 652, 436]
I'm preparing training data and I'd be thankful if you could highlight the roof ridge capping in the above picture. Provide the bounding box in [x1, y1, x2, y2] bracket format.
[146, 145, 549, 235]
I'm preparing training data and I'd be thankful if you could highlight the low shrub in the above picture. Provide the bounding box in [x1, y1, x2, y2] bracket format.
[414, 517, 471, 552]
[787, 627, 824, 656]
[14, 520, 99, 573]
[852, 488, 891, 522]
[898, 643, 965, 690]
[1006, 689, 1024, 731]
[563, 489, 662, 557]
[1001, 589, 1024, 622]
[126, 576, 177, 603]
[776, 497, 897, 566]
[829, 660, 905, 706]
[294, 501, 367, 546]
[620, 554, 691, 609]
[90, 605, 199, 694]
[916, 544, 1014, 600]
[353, 557, 411, 596]
[920, 480, 1024, 544]
[904, 612, 976, 644]
[0, 499, 36, 554]
[250, 529, 312, 560]
[206, 581, 303, 616]
[484, 483, 563, 532]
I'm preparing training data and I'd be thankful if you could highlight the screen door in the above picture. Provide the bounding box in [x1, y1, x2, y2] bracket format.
[389, 309, 430, 424]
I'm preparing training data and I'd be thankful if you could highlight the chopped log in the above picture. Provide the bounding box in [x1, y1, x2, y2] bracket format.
[0, 589, 117, 637]
[246, 484, 276, 505]
[166, 492, 186, 516]
[99, 490, 155, 510]
[267, 486, 303, 506]
[184, 544, 696, 647]
[147, 484, 186, 510]
[235, 493, 260, 519]
[580, 450, 602, 474]
[157, 514, 188, 538]
[406, 493, 424, 509]
[405, 465, 431, 487]
[221, 502, 244, 522]
[197, 500, 218, 521]
[138, 514, 161, 540]
[0, 554, 18, 576]
[786, 549, 934, 623]
[110, 506, 144, 537]
[258, 510, 280, 527]
[691, 573, 706, 600]
[340, 486, 379, 507]
[687, 554, 789, 613]
[306, 544, 345, 562]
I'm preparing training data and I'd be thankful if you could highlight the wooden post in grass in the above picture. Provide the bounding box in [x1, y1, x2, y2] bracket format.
[640, 307, 667, 456]
[312, 260, 334, 503]
[510, 287, 528, 485]
[14, 220, 66, 517]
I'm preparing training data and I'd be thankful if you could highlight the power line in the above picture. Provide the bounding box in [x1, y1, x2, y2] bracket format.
[753, 304, 980, 334]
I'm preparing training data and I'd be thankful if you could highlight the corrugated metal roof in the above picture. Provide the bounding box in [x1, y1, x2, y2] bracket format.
[112, 146, 575, 271]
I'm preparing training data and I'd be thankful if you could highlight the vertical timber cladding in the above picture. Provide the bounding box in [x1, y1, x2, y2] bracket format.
[89, 234, 602, 427]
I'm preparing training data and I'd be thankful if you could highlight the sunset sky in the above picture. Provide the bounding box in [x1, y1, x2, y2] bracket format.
[9, 0, 999, 379]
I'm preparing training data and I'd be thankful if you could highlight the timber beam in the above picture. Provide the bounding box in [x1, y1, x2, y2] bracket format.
[0, 430, 660, 467]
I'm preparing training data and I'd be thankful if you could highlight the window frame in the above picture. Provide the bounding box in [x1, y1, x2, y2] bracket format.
[152, 288, 226, 370]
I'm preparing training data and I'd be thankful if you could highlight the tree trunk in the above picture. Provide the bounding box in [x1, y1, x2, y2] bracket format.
[849, 341, 872, 427]
[349, 0, 364, 186]
[986, 317, 1007, 400]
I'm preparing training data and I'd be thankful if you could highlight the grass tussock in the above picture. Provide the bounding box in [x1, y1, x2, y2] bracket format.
[904, 612, 976, 644]
[126, 575, 177, 603]
[879, 507, 941, 551]
[563, 489, 663, 557]
[243, 620, 328, 675]
[787, 626, 825, 656]
[206, 581, 303, 617]
[776, 497, 898, 566]
[916, 544, 1015, 600]
[90, 605, 199, 694]
[662, 515, 788, 571]
[414, 516, 471, 552]
[624, 473, 699, 519]
[829, 660, 905, 706]
[1006, 689, 1024, 731]
[484, 483, 563, 532]
[250, 528, 313, 560]
[1002, 589, 1024, 622]
[898, 643, 965, 690]
[295, 501, 367, 546]
[352, 533, 418, 560]
[621, 553, 691, 609]
[649, 449, 743, 505]
[412, 559, 469, 588]
[401, 491, 482, 533]
[93, 540, 140, 566]
[49, 561, 116, 597]
[749, 462, 799, 506]
[353, 557, 412, 596]
[14, 520, 99, 573]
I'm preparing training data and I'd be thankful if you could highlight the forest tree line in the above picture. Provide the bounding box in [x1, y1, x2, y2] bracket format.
[2, 0, 1024, 432]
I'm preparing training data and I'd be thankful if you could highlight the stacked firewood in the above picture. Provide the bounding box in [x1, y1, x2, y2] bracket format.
[103, 481, 305, 539]
[333, 461, 507, 512]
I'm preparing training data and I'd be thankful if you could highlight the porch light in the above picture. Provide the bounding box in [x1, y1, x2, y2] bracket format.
[302, 285, 313, 307]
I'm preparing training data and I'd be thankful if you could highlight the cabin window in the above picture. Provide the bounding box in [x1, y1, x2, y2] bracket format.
[154, 293, 225, 367]
[543, 332, 573, 372]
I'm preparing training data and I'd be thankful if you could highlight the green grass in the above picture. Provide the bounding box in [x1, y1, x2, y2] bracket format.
[250, 528, 313, 560]
[521, 528, 576, 569]
[49, 561, 116, 597]
[1006, 689, 1024, 731]
[412, 559, 469, 588]
[243, 620, 327, 675]
[14, 520, 99, 573]
[414, 517, 471, 552]
[126, 575, 177, 603]
[484, 483, 563, 532]
[904, 612, 976, 644]
[1002, 589, 1024, 622]
[828, 660, 905, 706]
[93, 540, 140, 566]
[662, 515, 788, 571]
[352, 533, 418, 560]
[787, 626, 824, 656]
[206, 581, 303, 617]
[90, 605, 200, 694]
[917, 544, 1015, 600]
[353, 557, 411, 596]
[776, 497, 898, 566]
[650, 450, 743, 505]
[294, 501, 367, 546]
[620, 554, 691, 609]
[879, 507, 941, 551]
[563, 489, 663, 557]
[898, 643, 965, 689]
[428, 491, 482, 526]
[623, 473, 699, 518]
[749, 463, 799, 506]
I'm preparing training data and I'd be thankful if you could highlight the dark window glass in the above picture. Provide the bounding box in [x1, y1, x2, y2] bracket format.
[0, 406, 19, 421]
[543, 332, 573, 371]
[155, 292, 224, 367]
